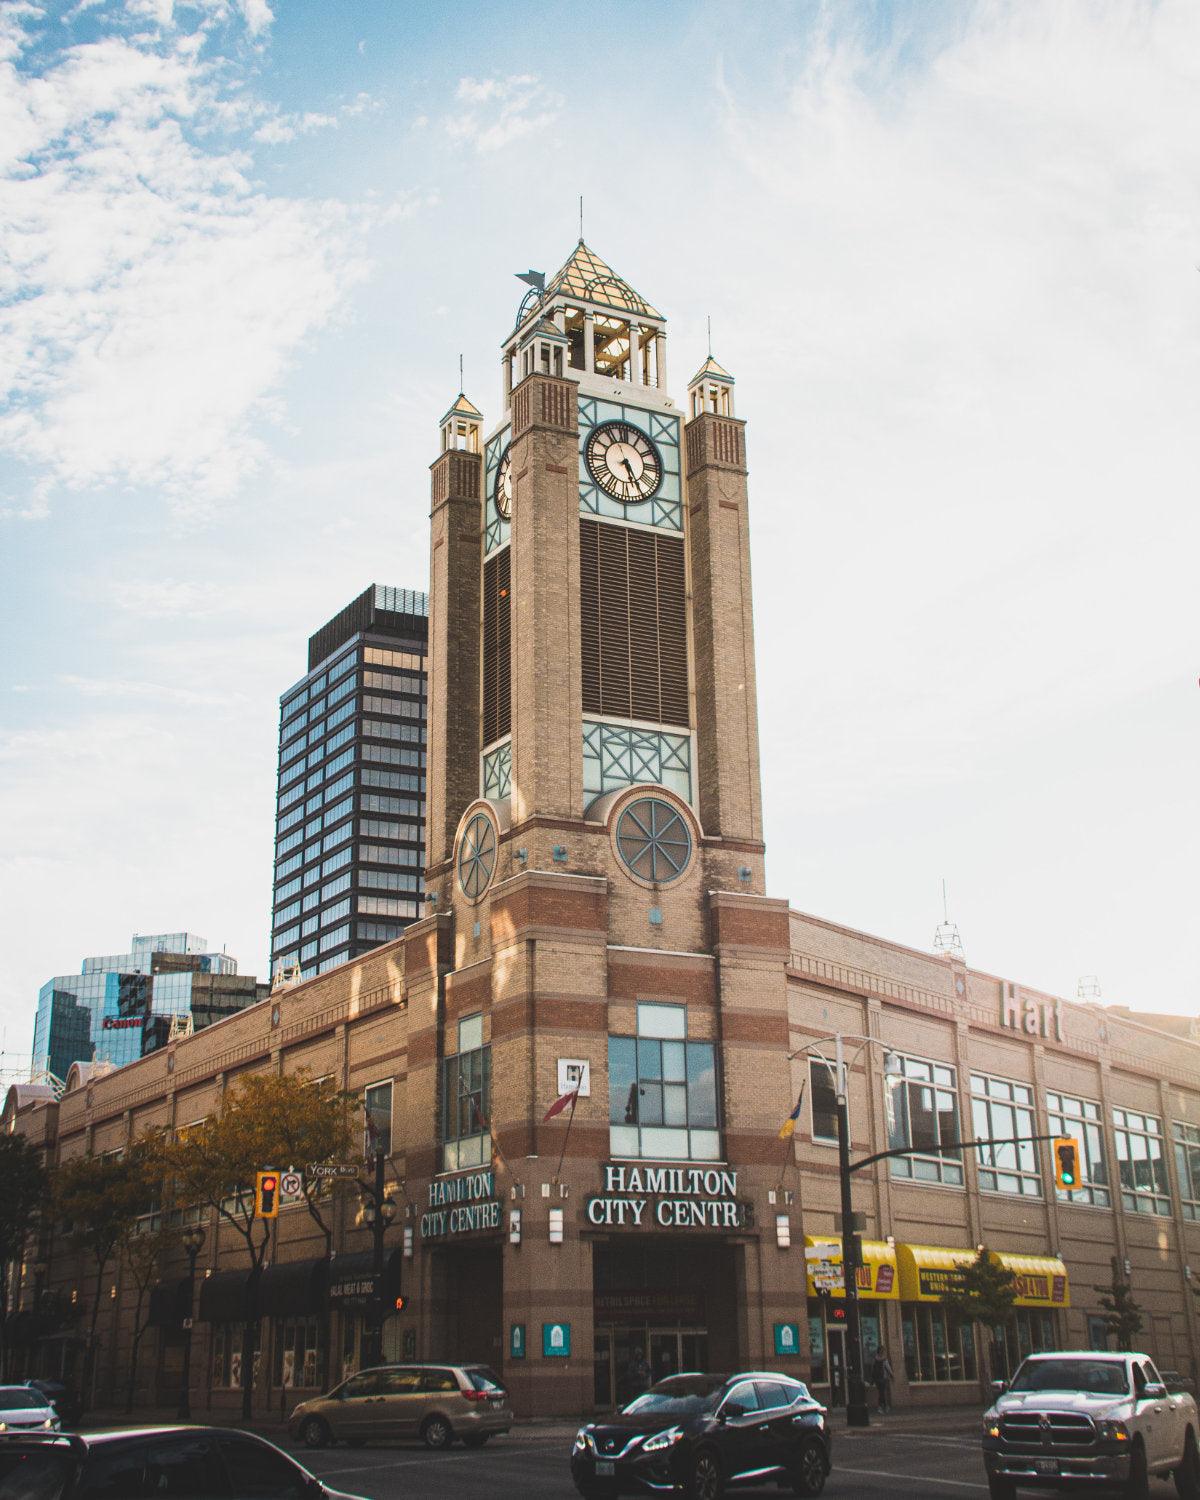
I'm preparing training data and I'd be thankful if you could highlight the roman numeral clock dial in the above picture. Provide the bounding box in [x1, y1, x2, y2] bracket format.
[585, 420, 663, 504]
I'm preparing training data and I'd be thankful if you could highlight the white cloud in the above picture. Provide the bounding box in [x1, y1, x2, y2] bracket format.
[446, 74, 563, 153]
[0, 4, 373, 513]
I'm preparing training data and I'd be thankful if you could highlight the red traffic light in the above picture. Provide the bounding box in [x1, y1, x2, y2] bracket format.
[394, 1295, 407, 1312]
[262, 1176, 277, 1190]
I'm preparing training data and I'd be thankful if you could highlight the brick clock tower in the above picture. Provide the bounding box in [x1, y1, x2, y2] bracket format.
[404, 243, 795, 1415]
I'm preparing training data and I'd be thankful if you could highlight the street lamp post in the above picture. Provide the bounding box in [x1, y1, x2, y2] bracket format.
[178, 1225, 206, 1422]
[360, 1148, 396, 1369]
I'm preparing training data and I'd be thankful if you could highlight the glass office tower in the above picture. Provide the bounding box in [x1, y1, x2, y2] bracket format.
[270, 585, 428, 980]
[31, 933, 261, 1084]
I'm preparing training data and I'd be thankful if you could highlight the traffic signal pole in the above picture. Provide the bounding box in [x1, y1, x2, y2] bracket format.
[835, 1035, 871, 1427]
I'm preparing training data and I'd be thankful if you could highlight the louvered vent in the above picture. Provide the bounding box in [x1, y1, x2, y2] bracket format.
[483, 549, 511, 746]
[580, 519, 689, 728]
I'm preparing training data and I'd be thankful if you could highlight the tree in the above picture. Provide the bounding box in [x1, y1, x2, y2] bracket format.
[52, 1136, 162, 1410]
[122, 1225, 180, 1413]
[0, 1135, 47, 1379]
[1098, 1260, 1143, 1351]
[164, 1070, 359, 1419]
[943, 1247, 1018, 1380]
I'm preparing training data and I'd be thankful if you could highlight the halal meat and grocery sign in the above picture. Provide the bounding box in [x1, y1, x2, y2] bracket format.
[585, 1164, 751, 1230]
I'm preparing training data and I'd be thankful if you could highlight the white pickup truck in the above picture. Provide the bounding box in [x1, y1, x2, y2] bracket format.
[982, 1350, 1200, 1499]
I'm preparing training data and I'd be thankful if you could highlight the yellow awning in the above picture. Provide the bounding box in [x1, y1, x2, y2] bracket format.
[993, 1252, 1070, 1309]
[896, 1244, 976, 1302]
[804, 1236, 899, 1301]
[895, 1244, 1071, 1308]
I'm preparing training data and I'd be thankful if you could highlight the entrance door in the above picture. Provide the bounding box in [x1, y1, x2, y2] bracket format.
[826, 1327, 846, 1408]
[649, 1329, 709, 1386]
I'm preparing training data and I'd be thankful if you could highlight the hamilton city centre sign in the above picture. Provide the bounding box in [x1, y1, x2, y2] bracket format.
[419, 1169, 502, 1239]
[586, 1164, 751, 1230]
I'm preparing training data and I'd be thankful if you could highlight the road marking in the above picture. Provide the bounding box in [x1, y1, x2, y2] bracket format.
[836, 1463, 988, 1491]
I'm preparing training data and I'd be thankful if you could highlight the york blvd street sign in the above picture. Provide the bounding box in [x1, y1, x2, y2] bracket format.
[307, 1163, 359, 1180]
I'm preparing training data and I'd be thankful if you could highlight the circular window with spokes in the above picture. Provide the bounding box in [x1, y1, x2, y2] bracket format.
[615, 797, 693, 885]
[457, 811, 498, 902]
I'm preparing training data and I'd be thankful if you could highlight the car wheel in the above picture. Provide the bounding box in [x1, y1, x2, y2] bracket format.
[1177, 1430, 1200, 1500]
[300, 1416, 330, 1450]
[421, 1414, 454, 1450]
[463, 1433, 490, 1448]
[689, 1449, 724, 1500]
[1124, 1439, 1150, 1500]
[792, 1438, 828, 1496]
[986, 1476, 1016, 1500]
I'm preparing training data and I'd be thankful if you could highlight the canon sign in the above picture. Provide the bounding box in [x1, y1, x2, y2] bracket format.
[102, 1017, 143, 1031]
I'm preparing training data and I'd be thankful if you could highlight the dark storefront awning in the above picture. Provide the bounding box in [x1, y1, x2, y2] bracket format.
[198, 1271, 255, 1324]
[148, 1277, 193, 1329]
[259, 1259, 327, 1317]
[327, 1249, 403, 1306]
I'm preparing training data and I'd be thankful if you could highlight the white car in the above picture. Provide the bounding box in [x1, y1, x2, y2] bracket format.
[982, 1351, 1199, 1498]
[0, 1385, 60, 1433]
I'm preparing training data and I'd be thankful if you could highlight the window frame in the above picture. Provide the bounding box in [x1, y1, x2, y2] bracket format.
[1173, 1120, 1200, 1220]
[441, 1013, 491, 1172]
[607, 1003, 721, 1162]
[364, 1078, 393, 1159]
[809, 1058, 839, 1145]
[1046, 1090, 1110, 1207]
[885, 1053, 963, 1186]
[968, 1072, 1042, 1198]
[1112, 1107, 1172, 1216]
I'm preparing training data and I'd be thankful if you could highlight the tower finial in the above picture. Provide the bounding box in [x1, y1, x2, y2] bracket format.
[707, 315, 712, 358]
[459, 352, 464, 391]
[579, 194, 584, 242]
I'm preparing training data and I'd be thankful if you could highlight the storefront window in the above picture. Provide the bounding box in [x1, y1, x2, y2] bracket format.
[273, 1316, 321, 1389]
[441, 1013, 491, 1171]
[211, 1323, 244, 1389]
[1086, 1314, 1110, 1350]
[995, 1309, 1055, 1377]
[970, 1073, 1042, 1197]
[1173, 1122, 1200, 1220]
[886, 1054, 963, 1185]
[1046, 1092, 1110, 1207]
[809, 1060, 838, 1143]
[900, 1303, 975, 1382]
[1112, 1107, 1171, 1216]
[608, 1004, 720, 1160]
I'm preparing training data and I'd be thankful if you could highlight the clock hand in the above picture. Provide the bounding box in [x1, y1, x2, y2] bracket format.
[621, 456, 638, 481]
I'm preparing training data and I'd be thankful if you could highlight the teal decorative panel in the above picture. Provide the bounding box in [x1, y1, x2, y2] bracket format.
[484, 426, 511, 556]
[583, 720, 691, 806]
[577, 396, 682, 532]
[482, 740, 512, 800]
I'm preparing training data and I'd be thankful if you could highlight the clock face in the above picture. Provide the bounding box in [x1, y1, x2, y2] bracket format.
[585, 421, 662, 504]
[494, 446, 513, 519]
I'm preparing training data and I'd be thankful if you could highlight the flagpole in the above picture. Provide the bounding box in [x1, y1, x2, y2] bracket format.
[552, 1090, 580, 1184]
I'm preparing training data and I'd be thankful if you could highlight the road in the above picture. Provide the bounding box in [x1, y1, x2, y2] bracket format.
[297, 1416, 1000, 1498]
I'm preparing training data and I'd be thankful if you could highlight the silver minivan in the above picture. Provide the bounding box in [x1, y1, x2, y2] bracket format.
[289, 1363, 512, 1451]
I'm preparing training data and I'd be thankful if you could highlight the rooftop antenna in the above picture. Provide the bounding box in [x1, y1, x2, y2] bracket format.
[933, 879, 965, 961]
[1076, 974, 1102, 1003]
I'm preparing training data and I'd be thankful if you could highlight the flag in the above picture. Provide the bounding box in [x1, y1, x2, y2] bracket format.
[779, 1087, 805, 1139]
[542, 1088, 578, 1123]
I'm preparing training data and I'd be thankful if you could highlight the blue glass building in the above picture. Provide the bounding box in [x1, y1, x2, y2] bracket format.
[270, 585, 428, 981]
[31, 933, 263, 1084]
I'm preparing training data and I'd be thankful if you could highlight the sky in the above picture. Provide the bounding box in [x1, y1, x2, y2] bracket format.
[1, 0, 1197, 1069]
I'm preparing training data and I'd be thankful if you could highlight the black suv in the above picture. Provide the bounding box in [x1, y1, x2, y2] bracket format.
[570, 1372, 831, 1499]
[0, 1427, 366, 1498]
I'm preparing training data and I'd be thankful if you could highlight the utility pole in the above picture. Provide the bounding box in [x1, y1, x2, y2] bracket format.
[360, 1145, 395, 1368]
[834, 1035, 871, 1428]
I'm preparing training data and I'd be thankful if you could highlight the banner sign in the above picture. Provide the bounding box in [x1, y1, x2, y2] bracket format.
[420, 1169, 502, 1239]
[585, 1163, 751, 1231]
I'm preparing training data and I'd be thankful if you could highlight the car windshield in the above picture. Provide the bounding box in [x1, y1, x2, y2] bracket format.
[0, 1391, 48, 1411]
[0, 1449, 71, 1499]
[623, 1376, 723, 1418]
[1009, 1359, 1130, 1396]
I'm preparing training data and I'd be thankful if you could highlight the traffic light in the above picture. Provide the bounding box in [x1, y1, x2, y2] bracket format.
[255, 1171, 279, 1219]
[394, 1294, 407, 1313]
[1054, 1137, 1081, 1191]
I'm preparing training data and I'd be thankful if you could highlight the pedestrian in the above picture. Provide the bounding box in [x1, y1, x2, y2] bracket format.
[622, 1347, 651, 1405]
[871, 1347, 894, 1412]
